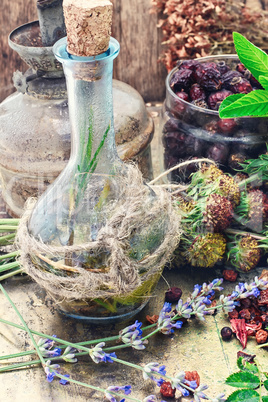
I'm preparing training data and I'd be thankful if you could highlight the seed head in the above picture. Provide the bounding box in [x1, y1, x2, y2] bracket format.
[186, 233, 226, 268]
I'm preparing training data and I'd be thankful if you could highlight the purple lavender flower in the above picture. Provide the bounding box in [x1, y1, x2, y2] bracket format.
[254, 276, 268, 290]
[105, 385, 131, 402]
[176, 299, 192, 319]
[219, 294, 237, 313]
[89, 342, 117, 364]
[194, 384, 209, 401]
[44, 360, 60, 383]
[212, 393, 226, 402]
[119, 321, 147, 350]
[191, 301, 207, 321]
[191, 284, 202, 298]
[142, 362, 166, 386]
[59, 374, 70, 385]
[143, 396, 166, 402]
[158, 303, 183, 334]
[62, 346, 78, 363]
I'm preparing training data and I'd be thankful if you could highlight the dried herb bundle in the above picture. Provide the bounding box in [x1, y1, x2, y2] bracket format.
[151, 0, 268, 71]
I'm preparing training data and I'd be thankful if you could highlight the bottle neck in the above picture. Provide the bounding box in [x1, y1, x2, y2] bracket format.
[55, 38, 120, 175]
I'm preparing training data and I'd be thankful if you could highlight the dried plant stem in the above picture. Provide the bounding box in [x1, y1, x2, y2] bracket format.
[148, 158, 215, 185]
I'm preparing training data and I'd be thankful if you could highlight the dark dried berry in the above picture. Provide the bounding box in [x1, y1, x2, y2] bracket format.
[163, 118, 179, 133]
[236, 63, 247, 75]
[170, 69, 194, 91]
[221, 326, 233, 341]
[217, 118, 237, 134]
[165, 287, 182, 303]
[175, 90, 190, 102]
[160, 381, 176, 398]
[195, 63, 221, 91]
[221, 70, 243, 90]
[231, 78, 253, 94]
[178, 59, 199, 71]
[184, 133, 204, 156]
[207, 89, 233, 110]
[240, 298, 252, 309]
[206, 143, 229, 164]
[191, 99, 209, 109]
[189, 83, 206, 101]
[250, 75, 263, 89]
[163, 131, 184, 152]
[217, 60, 230, 75]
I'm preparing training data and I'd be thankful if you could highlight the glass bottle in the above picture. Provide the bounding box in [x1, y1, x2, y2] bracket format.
[27, 37, 166, 323]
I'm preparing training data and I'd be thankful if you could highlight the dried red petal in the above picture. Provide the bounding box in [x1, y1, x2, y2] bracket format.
[228, 309, 239, 319]
[146, 314, 159, 324]
[223, 269, 238, 282]
[258, 289, 268, 306]
[230, 318, 248, 349]
[160, 381, 176, 398]
[239, 309, 251, 320]
[246, 322, 262, 336]
[237, 351, 256, 362]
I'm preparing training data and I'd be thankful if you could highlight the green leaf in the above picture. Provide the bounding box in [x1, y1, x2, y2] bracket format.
[262, 397, 268, 401]
[219, 90, 268, 118]
[237, 357, 258, 374]
[264, 379, 268, 391]
[226, 372, 259, 388]
[219, 93, 245, 113]
[233, 31, 268, 80]
[259, 75, 268, 90]
[226, 389, 259, 402]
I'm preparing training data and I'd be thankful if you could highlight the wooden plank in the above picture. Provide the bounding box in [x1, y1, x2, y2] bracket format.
[111, 0, 167, 102]
[0, 0, 37, 102]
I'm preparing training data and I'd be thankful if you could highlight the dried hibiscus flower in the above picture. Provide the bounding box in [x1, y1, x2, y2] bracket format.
[230, 318, 247, 349]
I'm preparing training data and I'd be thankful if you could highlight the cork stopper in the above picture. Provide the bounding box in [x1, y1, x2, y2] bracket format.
[63, 0, 113, 57]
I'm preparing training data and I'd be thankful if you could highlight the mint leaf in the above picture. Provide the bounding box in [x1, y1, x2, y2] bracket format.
[233, 32, 268, 80]
[262, 397, 268, 401]
[219, 93, 245, 113]
[226, 389, 259, 402]
[259, 75, 268, 90]
[226, 372, 259, 388]
[219, 90, 268, 118]
[264, 379, 268, 391]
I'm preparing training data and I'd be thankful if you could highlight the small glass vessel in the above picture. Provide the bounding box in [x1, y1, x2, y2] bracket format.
[28, 37, 165, 324]
[159, 55, 268, 183]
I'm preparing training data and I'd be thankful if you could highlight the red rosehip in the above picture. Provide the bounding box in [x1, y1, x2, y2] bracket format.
[207, 89, 233, 110]
[160, 381, 176, 398]
[165, 287, 182, 303]
[189, 83, 206, 101]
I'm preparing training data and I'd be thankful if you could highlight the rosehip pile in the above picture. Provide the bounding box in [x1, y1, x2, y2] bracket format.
[163, 58, 268, 182]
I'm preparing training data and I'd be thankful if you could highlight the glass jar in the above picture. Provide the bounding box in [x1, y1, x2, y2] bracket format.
[160, 55, 268, 183]
[0, 21, 154, 218]
[25, 37, 169, 324]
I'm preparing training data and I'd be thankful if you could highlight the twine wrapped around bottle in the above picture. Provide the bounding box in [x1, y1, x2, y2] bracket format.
[16, 164, 181, 305]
